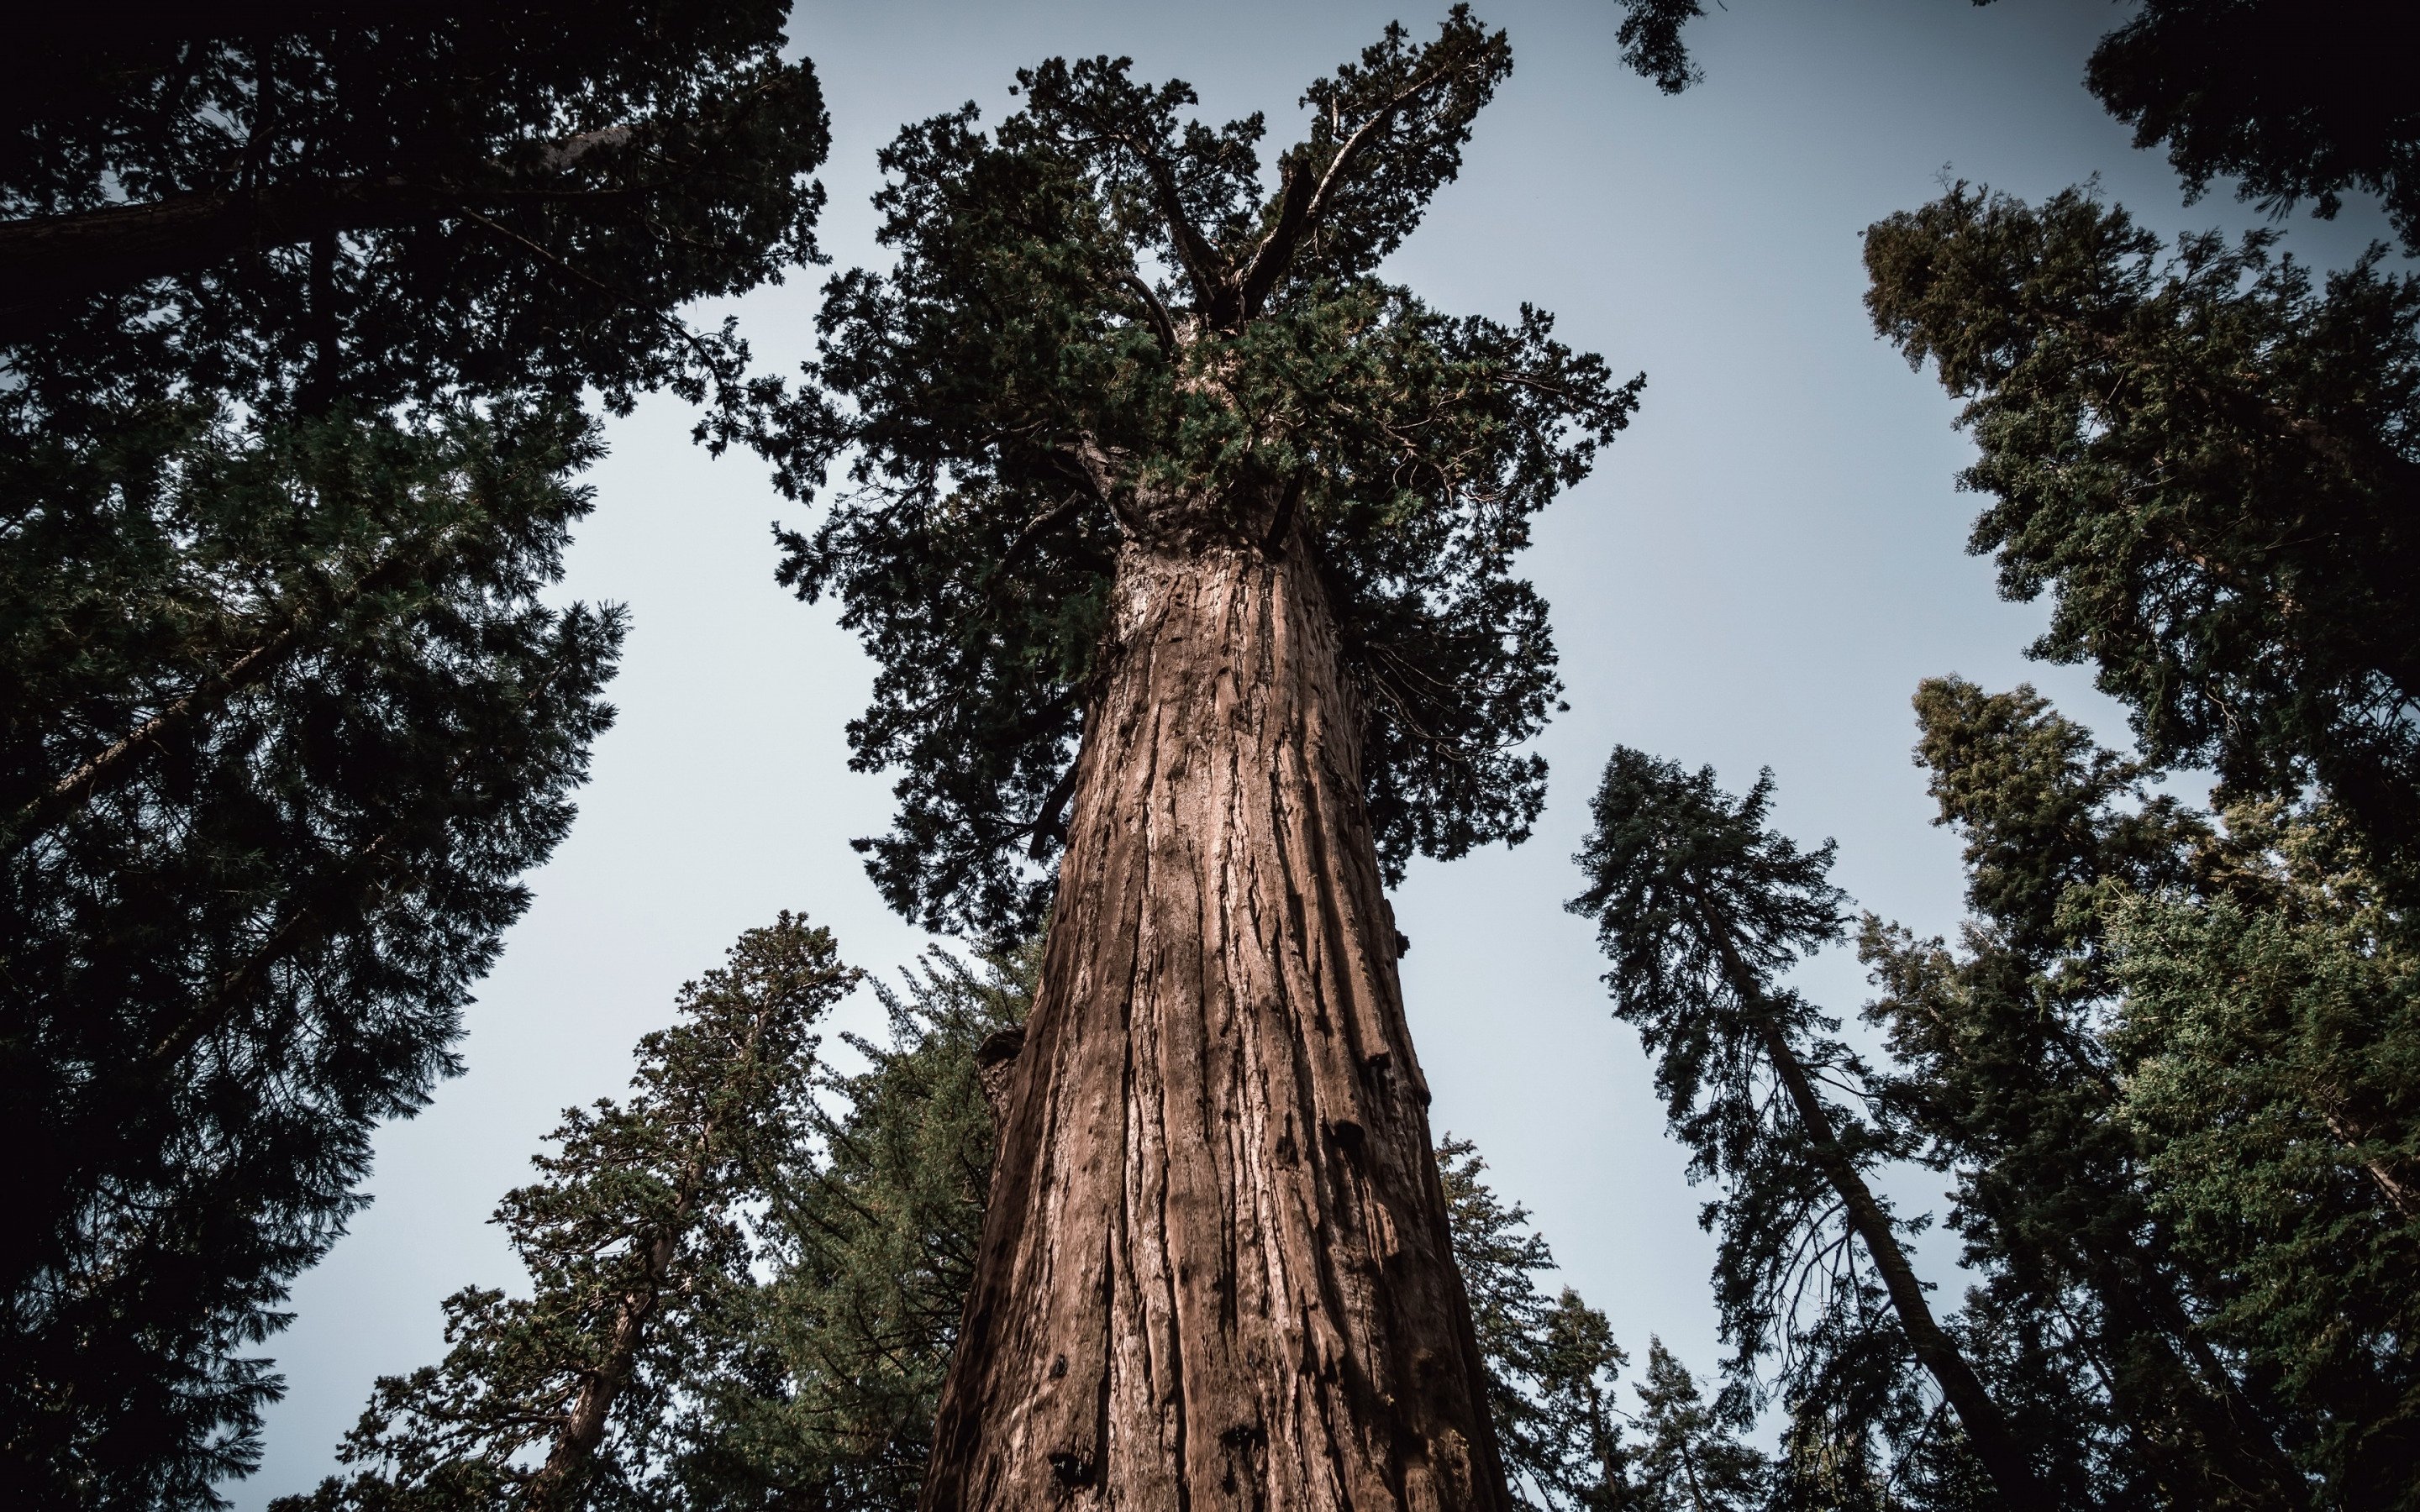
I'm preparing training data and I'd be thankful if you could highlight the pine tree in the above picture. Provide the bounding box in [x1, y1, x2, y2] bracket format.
[2105, 807, 2420, 1507]
[1856, 678, 2291, 1510]
[1863, 677, 2417, 1507]
[681, 944, 1034, 1511]
[1438, 1139, 1633, 1512]
[1629, 1341, 1768, 1512]
[1, 7, 831, 1496]
[763, 12, 1637, 1506]
[276, 914, 857, 1512]
[0, 402, 623, 1509]
[1569, 748, 2046, 1507]
[1861, 186, 2420, 881]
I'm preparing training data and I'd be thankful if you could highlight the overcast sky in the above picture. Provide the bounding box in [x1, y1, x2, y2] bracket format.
[245, 1, 2397, 1500]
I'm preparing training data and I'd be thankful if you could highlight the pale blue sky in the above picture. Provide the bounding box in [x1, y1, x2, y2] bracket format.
[245, 2, 2396, 1500]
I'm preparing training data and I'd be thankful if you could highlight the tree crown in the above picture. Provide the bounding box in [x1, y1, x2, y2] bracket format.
[772, 8, 1639, 932]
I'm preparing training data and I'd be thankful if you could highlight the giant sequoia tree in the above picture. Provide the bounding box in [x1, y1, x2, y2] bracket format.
[771, 11, 1636, 1507]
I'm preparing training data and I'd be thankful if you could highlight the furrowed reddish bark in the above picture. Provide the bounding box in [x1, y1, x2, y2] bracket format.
[924, 502, 1512, 1512]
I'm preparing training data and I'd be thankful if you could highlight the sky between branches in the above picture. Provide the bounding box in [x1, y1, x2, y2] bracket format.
[242, 1, 2401, 1502]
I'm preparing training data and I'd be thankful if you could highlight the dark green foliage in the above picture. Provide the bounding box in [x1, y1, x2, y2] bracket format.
[1864, 184, 2420, 879]
[0, 0, 828, 425]
[766, 8, 1638, 934]
[1861, 676, 2420, 1508]
[1630, 1340, 1769, 1512]
[276, 915, 857, 1512]
[2105, 809, 2420, 1507]
[2083, 0, 2420, 255]
[684, 944, 1031, 1511]
[1, 7, 830, 1498]
[0, 403, 622, 1510]
[1568, 752, 1867, 1393]
[1855, 688, 2228, 1510]
[1613, 0, 1707, 96]
[1438, 1137, 1630, 1511]
[1569, 749, 2000, 1504]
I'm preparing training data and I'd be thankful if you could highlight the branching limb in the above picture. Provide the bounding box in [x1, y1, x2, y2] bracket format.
[1025, 762, 1081, 858]
[1236, 56, 1465, 320]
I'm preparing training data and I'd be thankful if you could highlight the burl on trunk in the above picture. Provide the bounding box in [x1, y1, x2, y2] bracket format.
[924, 508, 1512, 1512]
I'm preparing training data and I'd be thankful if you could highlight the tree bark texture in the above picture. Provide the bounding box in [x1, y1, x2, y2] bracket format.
[923, 512, 1513, 1512]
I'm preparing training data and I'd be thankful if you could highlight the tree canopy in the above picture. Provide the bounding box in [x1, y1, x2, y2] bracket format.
[767, 6, 1637, 934]
[1617, 0, 2420, 256]
[0, 0, 826, 427]
[2083, 0, 2420, 256]
[1864, 185, 2419, 879]
[0, 402, 623, 1509]
[1570, 749, 2039, 1506]
[279, 914, 857, 1512]
[0, 4, 830, 1501]
[1860, 678, 2417, 1509]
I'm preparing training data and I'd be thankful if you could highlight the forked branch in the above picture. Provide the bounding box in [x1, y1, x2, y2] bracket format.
[1235, 55, 1470, 320]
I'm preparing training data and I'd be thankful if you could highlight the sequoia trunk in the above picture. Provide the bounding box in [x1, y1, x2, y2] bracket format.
[922, 514, 1512, 1512]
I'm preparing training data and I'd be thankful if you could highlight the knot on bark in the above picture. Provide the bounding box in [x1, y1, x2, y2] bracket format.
[976, 1025, 1026, 1129]
[1325, 1117, 1368, 1167]
[1048, 1450, 1097, 1488]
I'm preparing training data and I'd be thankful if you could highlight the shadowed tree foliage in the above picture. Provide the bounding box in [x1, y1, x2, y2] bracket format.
[2104, 807, 2420, 1508]
[1630, 1340, 1769, 1512]
[0, 5, 829, 1501]
[763, 13, 1634, 1508]
[1864, 185, 2419, 881]
[1611, 0, 1707, 96]
[1570, 748, 2046, 1508]
[1863, 677, 2418, 1509]
[274, 915, 857, 1512]
[1437, 1138, 1633, 1512]
[1615, 0, 2416, 257]
[0, 402, 623, 1510]
[0, 0, 827, 421]
[2081, 0, 2420, 255]
[679, 944, 1034, 1512]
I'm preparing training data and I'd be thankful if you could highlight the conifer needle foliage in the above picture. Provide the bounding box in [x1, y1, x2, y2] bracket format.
[1, 4, 832, 1499]
[1864, 184, 2420, 880]
[0, 402, 623, 1510]
[0, 0, 829, 427]
[1570, 748, 2045, 1507]
[1862, 678, 2419, 1510]
[278, 915, 857, 1512]
[763, 7, 1639, 934]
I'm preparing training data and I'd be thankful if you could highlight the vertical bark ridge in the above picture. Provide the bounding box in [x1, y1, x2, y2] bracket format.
[923, 526, 1512, 1512]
